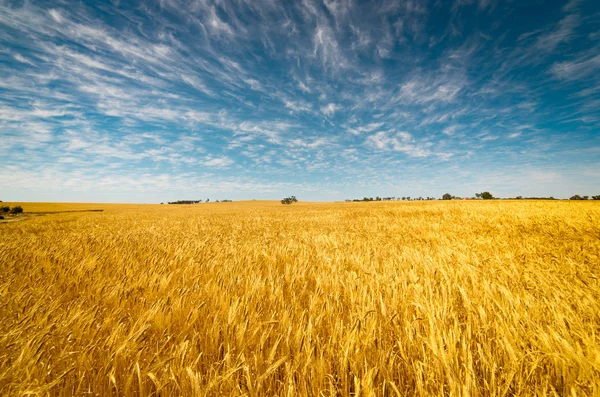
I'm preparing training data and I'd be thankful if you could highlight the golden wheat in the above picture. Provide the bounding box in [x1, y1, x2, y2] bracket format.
[0, 200, 599, 396]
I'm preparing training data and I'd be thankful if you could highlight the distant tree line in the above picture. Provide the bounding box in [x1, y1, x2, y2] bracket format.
[512, 196, 556, 200]
[570, 195, 600, 200]
[165, 199, 233, 204]
[345, 196, 437, 202]
[0, 205, 23, 219]
[441, 192, 496, 200]
[342, 191, 600, 201]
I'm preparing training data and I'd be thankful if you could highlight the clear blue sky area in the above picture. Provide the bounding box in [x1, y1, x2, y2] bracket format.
[1, 0, 599, 202]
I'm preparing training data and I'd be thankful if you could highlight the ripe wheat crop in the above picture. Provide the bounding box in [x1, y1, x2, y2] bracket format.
[0, 200, 599, 396]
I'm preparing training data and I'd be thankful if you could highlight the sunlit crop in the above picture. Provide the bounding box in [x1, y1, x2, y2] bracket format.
[1, 200, 599, 395]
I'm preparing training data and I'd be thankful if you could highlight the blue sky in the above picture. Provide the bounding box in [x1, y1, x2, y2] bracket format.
[1, 0, 599, 202]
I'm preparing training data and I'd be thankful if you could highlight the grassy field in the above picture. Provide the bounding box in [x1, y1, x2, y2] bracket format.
[0, 200, 599, 396]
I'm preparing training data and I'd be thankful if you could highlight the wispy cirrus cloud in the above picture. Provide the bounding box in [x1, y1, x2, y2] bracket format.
[550, 52, 600, 81]
[365, 130, 436, 159]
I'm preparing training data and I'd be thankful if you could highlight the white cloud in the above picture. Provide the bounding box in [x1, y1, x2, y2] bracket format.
[550, 53, 600, 81]
[243, 78, 265, 92]
[285, 100, 312, 113]
[48, 9, 64, 23]
[366, 130, 431, 158]
[534, 14, 579, 53]
[0, 104, 78, 121]
[234, 121, 294, 145]
[181, 74, 213, 96]
[202, 156, 234, 167]
[13, 54, 36, 66]
[320, 103, 339, 116]
[562, 0, 582, 13]
[396, 75, 465, 105]
[297, 80, 311, 93]
[311, 20, 347, 69]
[347, 122, 385, 135]
[205, 7, 235, 37]
[442, 125, 459, 135]
[289, 137, 332, 149]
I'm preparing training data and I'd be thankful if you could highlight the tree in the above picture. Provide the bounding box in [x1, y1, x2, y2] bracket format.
[281, 196, 298, 205]
[0, 206, 9, 213]
[10, 206, 23, 214]
[592, 195, 600, 200]
[570, 195, 584, 200]
[477, 192, 494, 200]
[442, 193, 452, 200]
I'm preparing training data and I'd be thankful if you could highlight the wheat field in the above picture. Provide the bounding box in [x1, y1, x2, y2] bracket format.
[0, 200, 599, 396]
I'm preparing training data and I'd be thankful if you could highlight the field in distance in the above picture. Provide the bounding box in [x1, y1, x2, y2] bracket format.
[1, 200, 599, 395]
